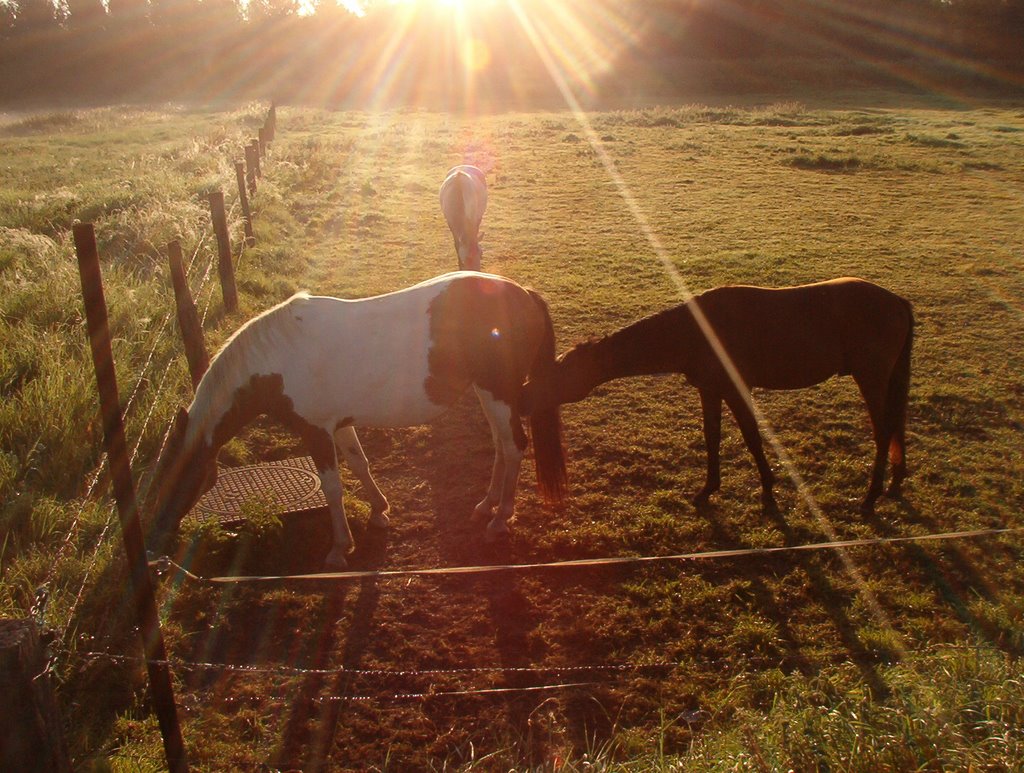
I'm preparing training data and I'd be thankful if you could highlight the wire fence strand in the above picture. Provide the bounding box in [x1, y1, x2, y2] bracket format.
[153, 526, 1021, 585]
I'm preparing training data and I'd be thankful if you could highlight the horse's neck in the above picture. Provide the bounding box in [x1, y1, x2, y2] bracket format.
[185, 294, 307, 452]
[188, 361, 264, 453]
[590, 308, 696, 383]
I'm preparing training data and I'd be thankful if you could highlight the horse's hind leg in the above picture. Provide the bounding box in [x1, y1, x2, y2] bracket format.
[306, 427, 352, 570]
[474, 387, 525, 542]
[334, 425, 390, 528]
[723, 390, 777, 512]
[471, 388, 505, 523]
[886, 424, 907, 499]
[694, 389, 723, 507]
[854, 373, 890, 514]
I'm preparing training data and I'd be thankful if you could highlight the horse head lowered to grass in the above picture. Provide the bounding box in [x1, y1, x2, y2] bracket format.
[523, 277, 913, 514]
[440, 165, 488, 271]
[147, 272, 567, 570]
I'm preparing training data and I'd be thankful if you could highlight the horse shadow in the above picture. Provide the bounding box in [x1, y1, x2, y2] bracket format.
[269, 577, 382, 772]
[153, 495, 387, 770]
[384, 393, 623, 764]
[698, 498, 892, 700]
[864, 498, 1024, 657]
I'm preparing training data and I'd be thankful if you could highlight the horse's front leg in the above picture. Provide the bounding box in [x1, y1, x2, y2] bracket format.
[306, 426, 352, 570]
[474, 441, 505, 524]
[474, 388, 524, 542]
[723, 390, 777, 512]
[334, 425, 390, 528]
[694, 388, 723, 507]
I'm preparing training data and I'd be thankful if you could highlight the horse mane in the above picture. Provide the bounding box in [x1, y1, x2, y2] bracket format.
[564, 304, 682, 356]
[562, 336, 603, 357]
[185, 291, 312, 447]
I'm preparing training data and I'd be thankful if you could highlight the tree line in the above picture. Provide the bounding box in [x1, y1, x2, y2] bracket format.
[0, 0, 1021, 105]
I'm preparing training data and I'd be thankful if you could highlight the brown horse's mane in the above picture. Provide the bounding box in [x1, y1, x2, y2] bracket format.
[562, 302, 694, 360]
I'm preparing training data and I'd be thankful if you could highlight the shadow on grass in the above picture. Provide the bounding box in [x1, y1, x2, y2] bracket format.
[865, 499, 1024, 657]
[698, 499, 893, 700]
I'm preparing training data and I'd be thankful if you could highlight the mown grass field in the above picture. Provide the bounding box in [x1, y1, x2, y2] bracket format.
[1, 98, 1023, 770]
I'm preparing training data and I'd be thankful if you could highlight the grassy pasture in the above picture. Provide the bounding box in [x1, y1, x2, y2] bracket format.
[1, 99, 1024, 770]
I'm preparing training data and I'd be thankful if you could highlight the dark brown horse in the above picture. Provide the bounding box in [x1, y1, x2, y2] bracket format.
[523, 277, 913, 514]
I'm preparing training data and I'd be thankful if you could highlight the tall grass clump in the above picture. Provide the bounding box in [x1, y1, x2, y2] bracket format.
[0, 105, 264, 759]
[681, 644, 1024, 771]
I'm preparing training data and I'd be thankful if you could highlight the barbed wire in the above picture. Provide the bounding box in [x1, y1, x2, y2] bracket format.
[23, 123, 266, 697]
[75, 639, 1011, 709]
[54, 218, 238, 632]
[79, 650, 678, 679]
[40, 296, 178, 631]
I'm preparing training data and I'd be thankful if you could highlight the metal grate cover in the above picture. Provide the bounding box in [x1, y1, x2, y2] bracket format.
[188, 456, 326, 527]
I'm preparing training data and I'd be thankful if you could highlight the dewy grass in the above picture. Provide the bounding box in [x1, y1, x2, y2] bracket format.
[0, 102, 1022, 769]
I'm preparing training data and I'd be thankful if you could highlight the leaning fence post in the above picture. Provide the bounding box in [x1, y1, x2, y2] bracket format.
[73, 223, 189, 773]
[167, 241, 210, 388]
[234, 162, 255, 246]
[208, 191, 238, 314]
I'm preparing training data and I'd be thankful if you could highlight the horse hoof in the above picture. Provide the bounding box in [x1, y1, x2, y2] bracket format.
[369, 509, 390, 529]
[471, 503, 493, 523]
[484, 522, 510, 544]
[885, 484, 903, 500]
[324, 548, 351, 571]
[693, 489, 714, 508]
[859, 499, 876, 516]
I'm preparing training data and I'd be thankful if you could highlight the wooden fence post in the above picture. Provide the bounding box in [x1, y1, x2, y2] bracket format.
[0, 619, 71, 772]
[234, 162, 255, 246]
[244, 144, 258, 196]
[73, 223, 189, 773]
[167, 241, 210, 389]
[258, 127, 267, 158]
[266, 102, 276, 142]
[208, 191, 238, 314]
[249, 139, 262, 179]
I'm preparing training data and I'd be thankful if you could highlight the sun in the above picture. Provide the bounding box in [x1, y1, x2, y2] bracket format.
[387, 0, 506, 12]
[308, 0, 640, 112]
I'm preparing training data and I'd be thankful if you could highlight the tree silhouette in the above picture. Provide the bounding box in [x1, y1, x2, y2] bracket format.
[0, 0, 1020, 106]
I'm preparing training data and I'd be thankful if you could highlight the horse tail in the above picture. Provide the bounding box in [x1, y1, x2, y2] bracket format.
[524, 289, 567, 504]
[884, 299, 913, 486]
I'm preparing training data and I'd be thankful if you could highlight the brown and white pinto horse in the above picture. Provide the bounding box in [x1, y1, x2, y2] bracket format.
[440, 165, 488, 271]
[148, 272, 566, 570]
[523, 277, 913, 514]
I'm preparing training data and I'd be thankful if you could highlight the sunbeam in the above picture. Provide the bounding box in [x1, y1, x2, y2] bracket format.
[505, 0, 908, 657]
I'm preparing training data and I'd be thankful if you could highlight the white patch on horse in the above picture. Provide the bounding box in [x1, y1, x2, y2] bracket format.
[149, 272, 566, 571]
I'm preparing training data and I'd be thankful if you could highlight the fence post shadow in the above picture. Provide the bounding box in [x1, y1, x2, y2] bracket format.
[291, 577, 381, 772]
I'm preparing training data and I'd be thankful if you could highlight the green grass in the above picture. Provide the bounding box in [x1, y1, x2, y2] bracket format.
[1, 99, 1023, 770]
